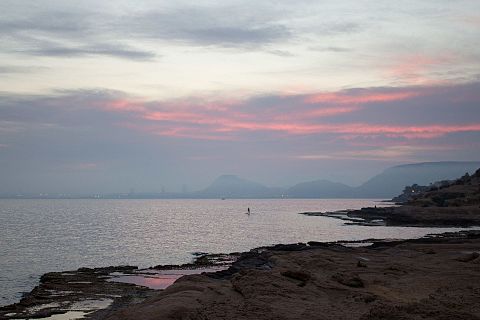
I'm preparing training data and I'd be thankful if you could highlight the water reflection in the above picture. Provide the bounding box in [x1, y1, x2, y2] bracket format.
[109, 274, 180, 290]
[108, 267, 226, 290]
[0, 199, 469, 306]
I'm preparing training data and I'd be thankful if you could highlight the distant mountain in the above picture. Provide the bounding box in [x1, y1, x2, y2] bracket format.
[287, 179, 354, 198]
[281, 161, 480, 199]
[195, 175, 283, 198]
[17, 162, 478, 199]
[195, 162, 480, 199]
[354, 161, 480, 198]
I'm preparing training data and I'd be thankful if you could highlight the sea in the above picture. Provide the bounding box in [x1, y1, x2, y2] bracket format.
[0, 198, 470, 306]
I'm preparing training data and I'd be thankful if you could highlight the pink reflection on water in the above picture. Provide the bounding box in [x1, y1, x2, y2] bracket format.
[108, 267, 227, 290]
[110, 274, 180, 289]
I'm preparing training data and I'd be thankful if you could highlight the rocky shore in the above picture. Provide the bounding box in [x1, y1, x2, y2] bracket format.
[104, 230, 480, 320]
[300, 205, 480, 227]
[2, 231, 479, 320]
[302, 168, 480, 228]
[0, 254, 236, 320]
[0, 266, 154, 320]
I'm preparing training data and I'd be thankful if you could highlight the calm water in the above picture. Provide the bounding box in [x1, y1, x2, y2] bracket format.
[0, 199, 468, 306]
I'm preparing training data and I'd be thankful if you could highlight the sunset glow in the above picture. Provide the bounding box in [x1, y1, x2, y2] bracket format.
[1, 0, 479, 192]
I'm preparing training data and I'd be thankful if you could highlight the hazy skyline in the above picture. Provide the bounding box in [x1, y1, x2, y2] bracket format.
[1, 1, 480, 194]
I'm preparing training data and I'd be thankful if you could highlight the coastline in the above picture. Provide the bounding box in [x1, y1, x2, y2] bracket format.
[0, 254, 236, 320]
[1, 230, 479, 320]
[106, 230, 480, 320]
[300, 205, 480, 227]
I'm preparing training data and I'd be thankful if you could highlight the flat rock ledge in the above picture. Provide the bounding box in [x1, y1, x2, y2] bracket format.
[2, 232, 480, 320]
[300, 205, 480, 227]
[0, 253, 237, 320]
[105, 230, 480, 320]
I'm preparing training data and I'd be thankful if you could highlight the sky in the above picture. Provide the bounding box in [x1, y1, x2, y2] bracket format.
[1, 0, 480, 194]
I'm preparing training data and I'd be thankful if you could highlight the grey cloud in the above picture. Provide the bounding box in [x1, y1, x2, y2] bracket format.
[184, 26, 289, 47]
[0, 7, 156, 61]
[0, 10, 92, 37]
[322, 22, 359, 34]
[0, 65, 47, 74]
[0, 4, 290, 57]
[23, 43, 157, 61]
[3, 31, 157, 61]
[309, 46, 352, 52]
[268, 50, 295, 57]
[0, 90, 122, 126]
[128, 7, 291, 47]
[129, 3, 365, 47]
[0, 2, 366, 54]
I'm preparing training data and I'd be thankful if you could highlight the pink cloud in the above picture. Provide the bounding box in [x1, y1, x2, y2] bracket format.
[103, 99, 147, 113]
[126, 118, 480, 140]
[387, 54, 454, 85]
[242, 123, 480, 137]
[143, 111, 205, 122]
[304, 91, 419, 104]
[120, 122, 234, 140]
[92, 84, 480, 141]
[331, 123, 480, 139]
[104, 98, 363, 137]
[281, 106, 360, 120]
